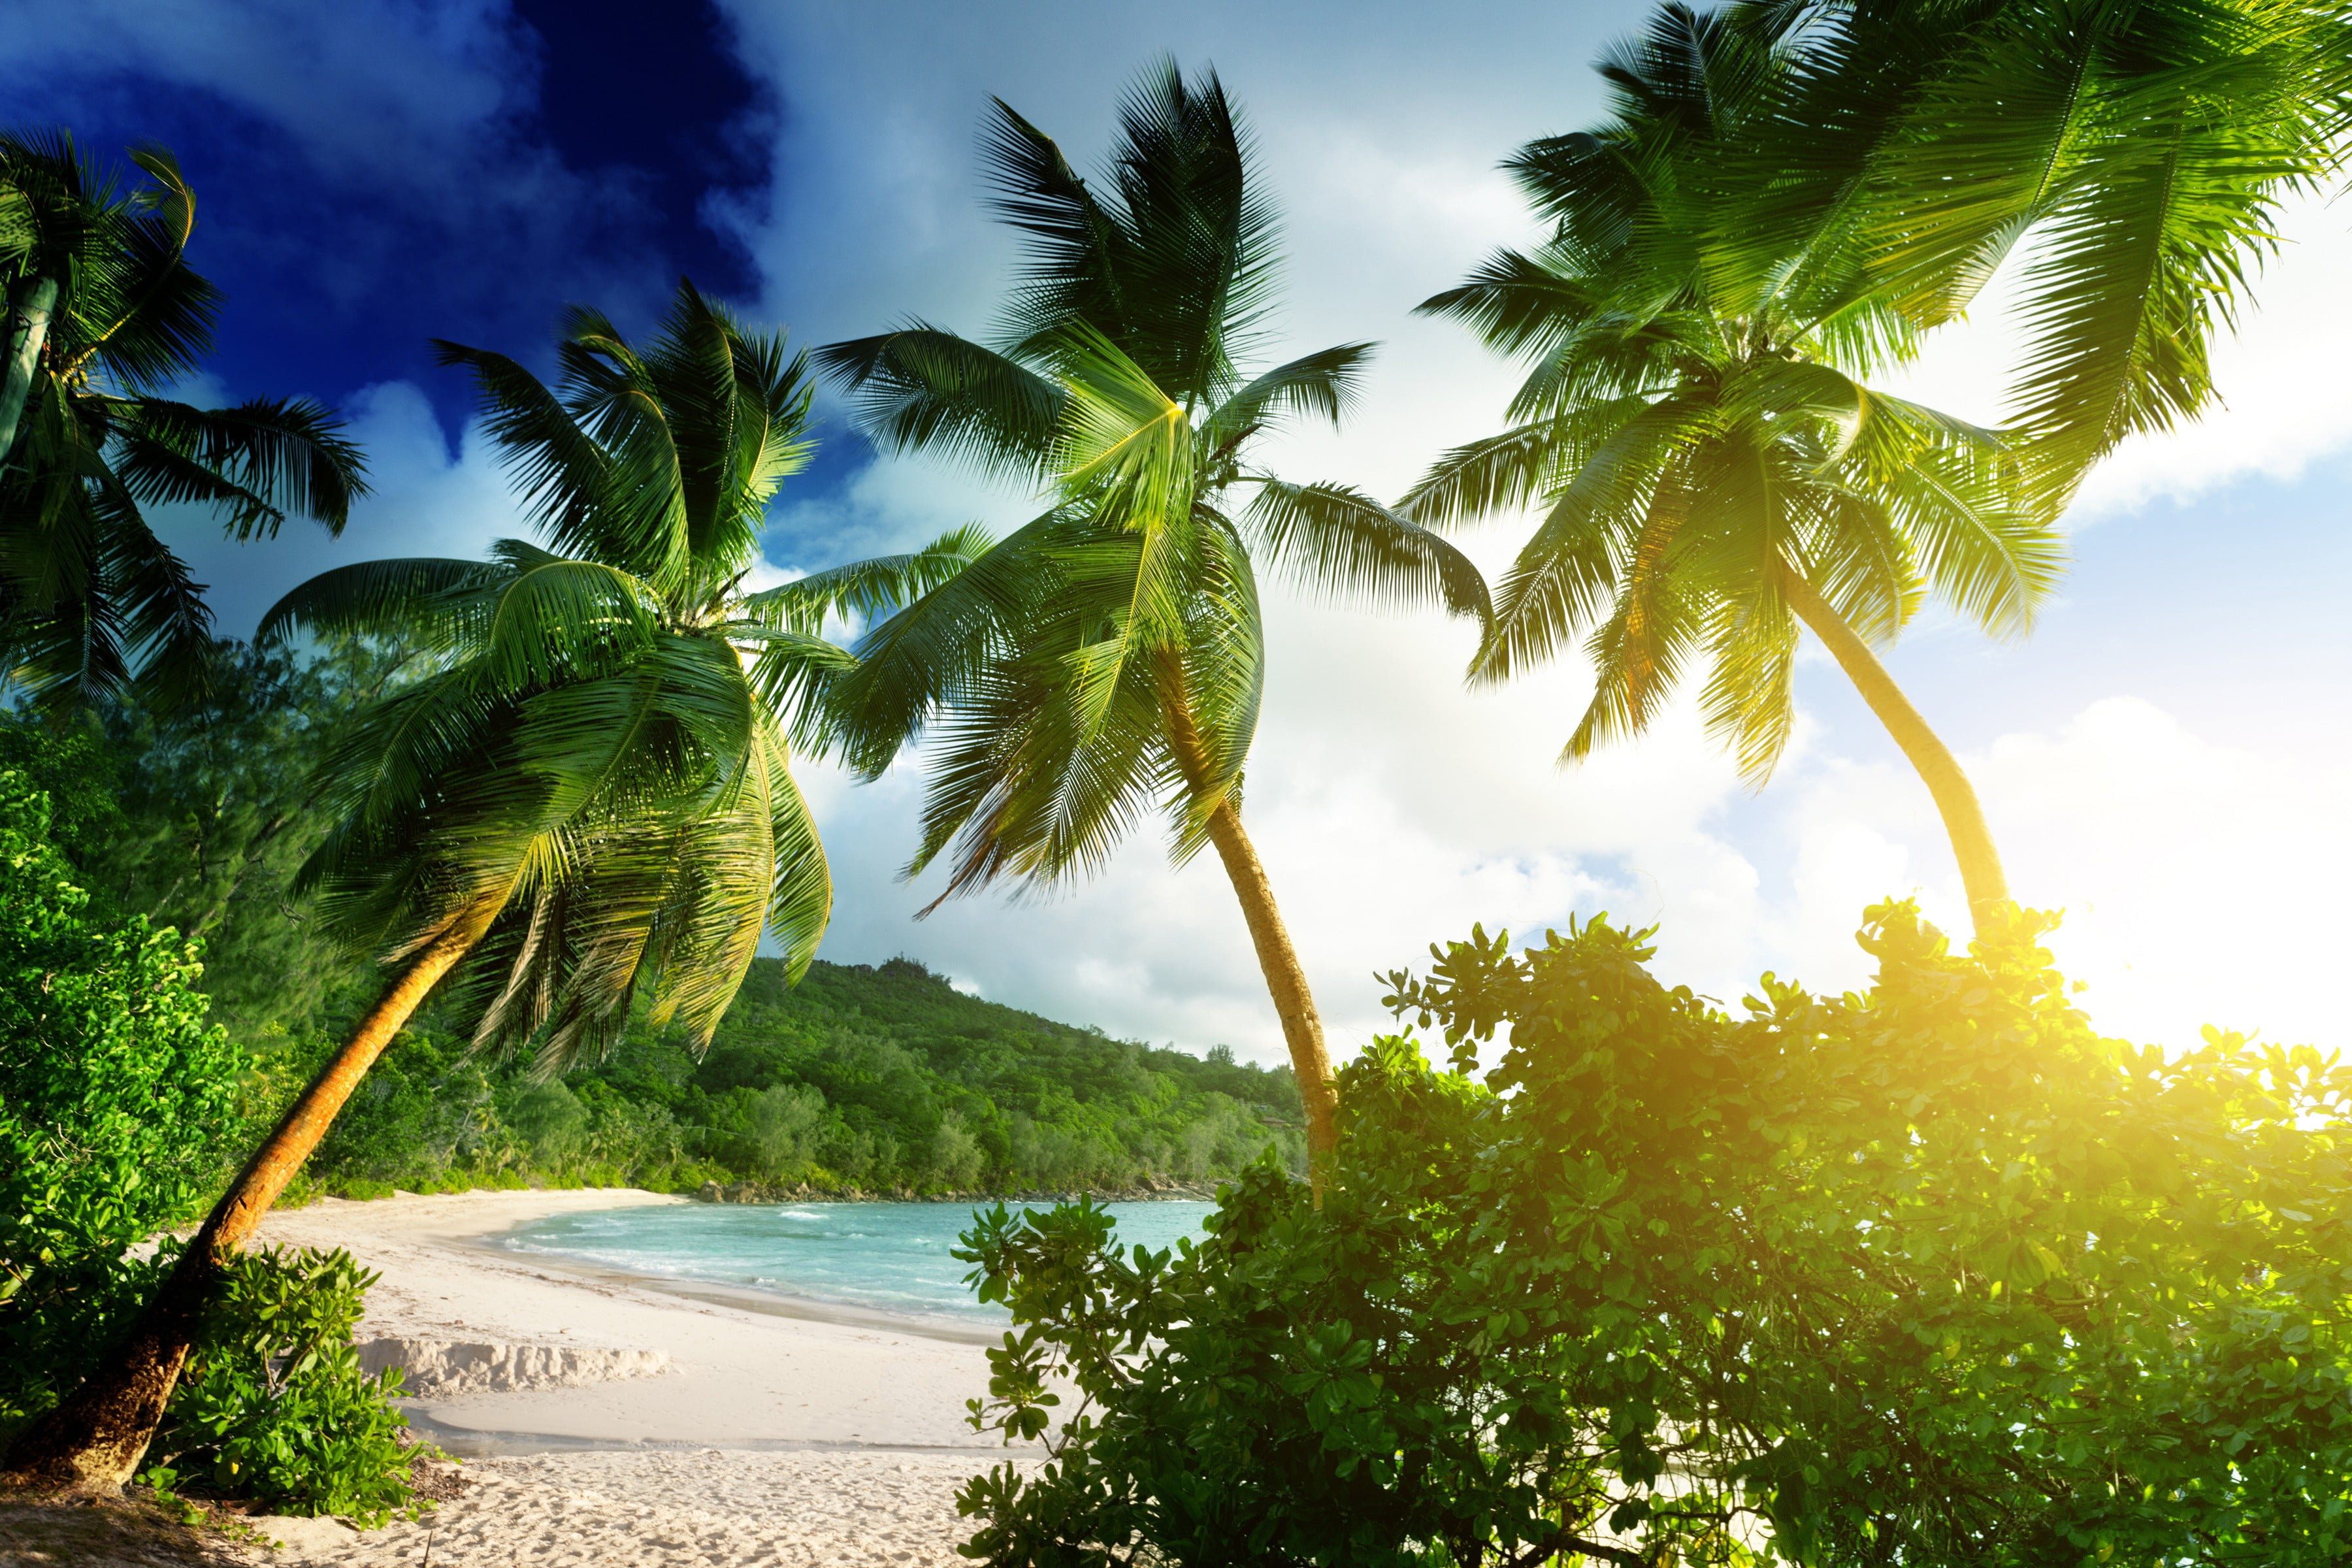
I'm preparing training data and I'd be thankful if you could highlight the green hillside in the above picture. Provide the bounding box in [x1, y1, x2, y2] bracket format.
[1, 673, 1307, 1203]
[299, 954, 1306, 1201]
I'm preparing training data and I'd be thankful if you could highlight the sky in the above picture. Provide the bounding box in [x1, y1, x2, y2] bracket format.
[4, 0, 2347, 1065]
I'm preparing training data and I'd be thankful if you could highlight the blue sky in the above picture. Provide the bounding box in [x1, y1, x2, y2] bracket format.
[7, 0, 2347, 1061]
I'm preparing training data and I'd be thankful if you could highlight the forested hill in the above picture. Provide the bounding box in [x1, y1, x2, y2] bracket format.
[307, 952, 1306, 1201]
[712, 954, 1302, 1140]
[0, 654, 1307, 1203]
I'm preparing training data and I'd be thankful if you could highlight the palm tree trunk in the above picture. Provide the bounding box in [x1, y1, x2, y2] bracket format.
[1780, 573, 2010, 935]
[0, 275, 58, 466]
[1198, 795, 1339, 1182]
[1154, 663, 1337, 1188]
[0, 911, 489, 1494]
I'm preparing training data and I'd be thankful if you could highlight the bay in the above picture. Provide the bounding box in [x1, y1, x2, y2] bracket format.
[495, 1199, 1215, 1326]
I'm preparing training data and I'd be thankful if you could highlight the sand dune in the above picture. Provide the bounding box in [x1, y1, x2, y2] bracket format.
[239, 1189, 1032, 1567]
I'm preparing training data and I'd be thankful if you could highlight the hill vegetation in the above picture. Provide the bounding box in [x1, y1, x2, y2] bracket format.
[308, 952, 1304, 1200]
[0, 666, 1303, 1205]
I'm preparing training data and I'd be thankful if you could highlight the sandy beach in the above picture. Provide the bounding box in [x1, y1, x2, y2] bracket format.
[236, 1188, 1030, 1567]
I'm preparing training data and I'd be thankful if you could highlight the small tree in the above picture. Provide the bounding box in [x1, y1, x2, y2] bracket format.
[0, 770, 243, 1435]
[820, 63, 1489, 1171]
[957, 904, 2352, 1565]
[0, 133, 366, 707]
[3, 281, 959, 1492]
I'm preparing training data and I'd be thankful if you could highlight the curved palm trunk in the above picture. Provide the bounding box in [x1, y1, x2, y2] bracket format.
[1199, 796, 1339, 1181]
[1156, 667, 1337, 1190]
[0, 275, 57, 465]
[1781, 574, 2010, 936]
[1, 911, 490, 1494]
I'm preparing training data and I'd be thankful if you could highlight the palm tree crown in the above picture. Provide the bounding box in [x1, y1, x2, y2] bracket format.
[1405, 7, 2063, 928]
[1709, 0, 2351, 500]
[815, 61, 1489, 1169]
[819, 61, 1488, 900]
[0, 130, 365, 706]
[262, 282, 970, 1070]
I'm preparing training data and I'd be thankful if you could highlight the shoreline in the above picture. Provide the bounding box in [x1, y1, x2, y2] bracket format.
[246, 1188, 1015, 1450]
[459, 1229, 1010, 1348]
[236, 1186, 1038, 1565]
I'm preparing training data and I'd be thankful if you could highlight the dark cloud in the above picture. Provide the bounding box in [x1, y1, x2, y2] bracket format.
[0, 0, 772, 429]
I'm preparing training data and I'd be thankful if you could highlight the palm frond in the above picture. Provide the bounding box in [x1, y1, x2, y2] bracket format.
[117, 395, 368, 537]
[814, 325, 1064, 481]
[741, 523, 993, 635]
[1201, 341, 1377, 447]
[1237, 475, 1492, 625]
[255, 555, 509, 649]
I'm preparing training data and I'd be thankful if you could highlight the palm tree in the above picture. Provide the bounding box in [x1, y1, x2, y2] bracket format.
[815, 62, 1489, 1171]
[0, 130, 365, 705]
[1403, 7, 2063, 937]
[1707, 0, 2351, 500]
[1, 280, 975, 1492]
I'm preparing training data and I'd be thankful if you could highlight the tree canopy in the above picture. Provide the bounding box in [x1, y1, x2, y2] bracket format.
[959, 904, 2352, 1565]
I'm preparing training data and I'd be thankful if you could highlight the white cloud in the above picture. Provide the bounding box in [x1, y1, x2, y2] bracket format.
[695, 0, 2352, 1066]
[154, 381, 523, 634]
[0, 0, 524, 165]
[1879, 191, 2352, 523]
[1978, 697, 2352, 1049]
[1754, 694, 2352, 1051]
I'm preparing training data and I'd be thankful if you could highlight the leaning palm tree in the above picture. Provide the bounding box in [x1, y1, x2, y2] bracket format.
[1, 280, 975, 1492]
[1707, 0, 2351, 501]
[1403, 7, 2063, 937]
[0, 129, 365, 705]
[816, 62, 1489, 1171]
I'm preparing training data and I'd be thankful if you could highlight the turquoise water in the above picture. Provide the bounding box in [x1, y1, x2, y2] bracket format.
[497, 1200, 1215, 1326]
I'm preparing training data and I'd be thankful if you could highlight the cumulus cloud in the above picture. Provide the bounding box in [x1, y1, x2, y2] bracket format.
[152, 380, 525, 636]
[1771, 694, 2352, 1052]
[63, 0, 2351, 1070]
[689, 0, 2352, 1062]
[1876, 191, 2352, 523]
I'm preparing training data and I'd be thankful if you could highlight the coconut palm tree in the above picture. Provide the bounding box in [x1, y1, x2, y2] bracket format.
[1708, 0, 2351, 500]
[1, 280, 977, 1492]
[0, 129, 365, 705]
[815, 62, 1490, 1171]
[1403, 6, 2063, 937]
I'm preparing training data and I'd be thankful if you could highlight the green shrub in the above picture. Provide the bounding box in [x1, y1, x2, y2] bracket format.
[509, 1081, 589, 1166]
[956, 903, 2352, 1567]
[149, 1246, 420, 1527]
[746, 1083, 828, 1179]
[0, 771, 246, 1435]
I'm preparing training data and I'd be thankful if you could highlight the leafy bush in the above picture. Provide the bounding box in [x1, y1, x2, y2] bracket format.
[509, 1081, 589, 1164]
[0, 771, 246, 1435]
[148, 1246, 421, 1526]
[745, 1083, 828, 1179]
[0, 770, 421, 1523]
[956, 904, 2352, 1567]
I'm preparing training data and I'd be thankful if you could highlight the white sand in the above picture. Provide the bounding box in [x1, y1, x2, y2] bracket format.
[240, 1188, 1033, 1566]
[246, 1451, 1016, 1567]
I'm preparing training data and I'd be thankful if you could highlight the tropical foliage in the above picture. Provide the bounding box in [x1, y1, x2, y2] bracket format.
[818, 61, 1489, 1162]
[0, 770, 423, 1522]
[0, 645, 1305, 1209]
[0, 769, 244, 1433]
[302, 954, 1303, 1200]
[958, 904, 2352, 1566]
[1405, 5, 2063, 930]
[0, 131, 365, 706]
[146, 1247, 421, 1528]
[1708, 0, 2352, 498]
[1, 280, 973, 1490]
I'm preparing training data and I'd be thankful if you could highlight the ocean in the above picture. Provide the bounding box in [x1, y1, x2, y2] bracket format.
[493, 1199, 1217, 1328]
